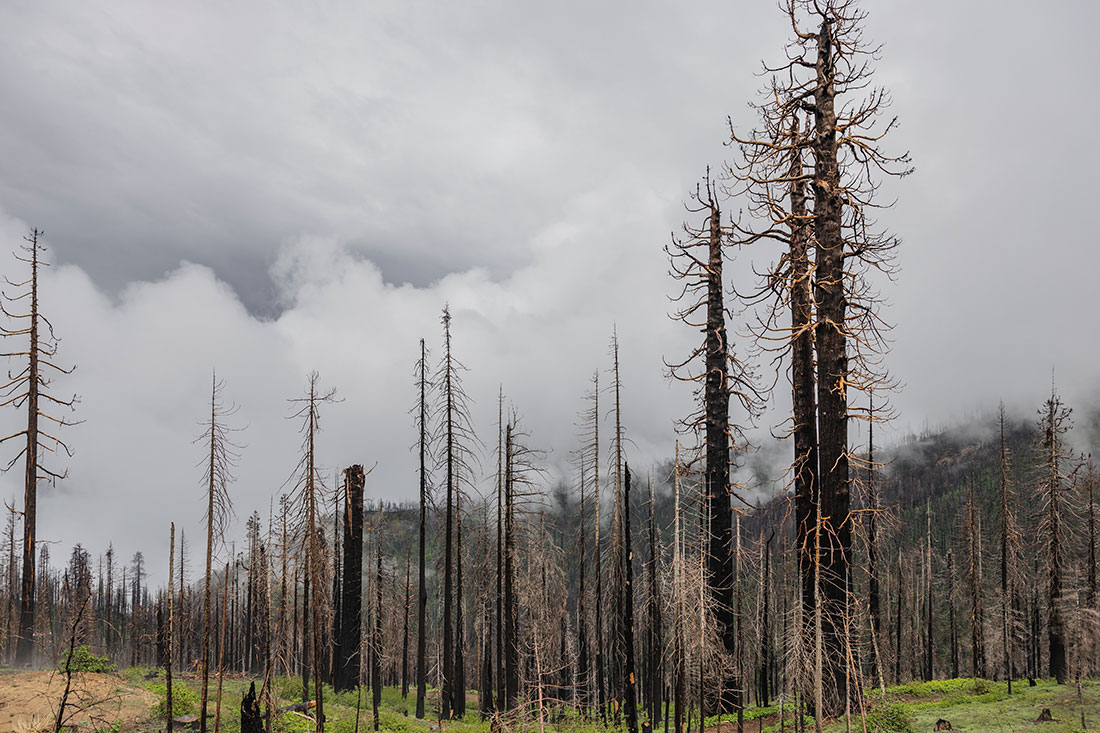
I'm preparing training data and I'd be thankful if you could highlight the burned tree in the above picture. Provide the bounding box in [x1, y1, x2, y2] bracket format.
[0, 229, 78, 666]
[413, 338, 431, 719]
[1037, 384, 1073, 683]
[725, 0, 910, 712]
[198, 374, 239, 733]
[434, 306, 479, 719]
[288, 372, 339, 732]
[334, 464, 365, 692]
[665, 174, 758, 712]
[996, 402, 1019, 691]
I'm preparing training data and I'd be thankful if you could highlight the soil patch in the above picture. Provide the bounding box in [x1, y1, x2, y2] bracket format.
[0, 670, 157, 732]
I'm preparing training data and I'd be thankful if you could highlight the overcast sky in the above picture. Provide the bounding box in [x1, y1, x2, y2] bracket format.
[0, 0, 1098, 584]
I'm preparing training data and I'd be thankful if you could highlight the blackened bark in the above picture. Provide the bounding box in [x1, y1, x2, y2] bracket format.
[415, 338, 429, 719]
[700, 189, 737, 711]
[14, 233, 41, 668]
[334, 465, 365, 692]
[503, 425, 519, 709]
[788, 122, 819, 695]
[812, 20, 851, 713]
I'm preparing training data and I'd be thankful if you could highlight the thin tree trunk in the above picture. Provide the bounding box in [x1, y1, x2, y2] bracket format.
[167, 524, 175, 733]
[415, 339, 429, 719]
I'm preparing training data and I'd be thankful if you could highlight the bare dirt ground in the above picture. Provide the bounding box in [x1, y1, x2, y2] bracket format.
[0, 669, 156, 732]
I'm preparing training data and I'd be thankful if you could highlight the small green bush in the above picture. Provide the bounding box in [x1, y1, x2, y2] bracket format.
[865, 701, 915, 733]
[59, 644, 113, 673]
[151, 682, 199, 718]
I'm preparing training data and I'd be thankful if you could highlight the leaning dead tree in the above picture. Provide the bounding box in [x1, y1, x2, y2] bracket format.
[0, 228, 78, 667]
[725, 0, 910, 714]
[288, 372, 339, 732]
[665, 173, 759, 714]
[197, 374, 239, 733]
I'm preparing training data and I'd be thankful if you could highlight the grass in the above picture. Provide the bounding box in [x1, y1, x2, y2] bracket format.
[15, 665, 1100, 733]
[818, 678, 1100, 733]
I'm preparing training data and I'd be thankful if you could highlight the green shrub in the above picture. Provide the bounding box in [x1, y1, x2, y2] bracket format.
[865, 701, 915, 733]
[59, 644, 113, 673]
[151, 682, 199, 718]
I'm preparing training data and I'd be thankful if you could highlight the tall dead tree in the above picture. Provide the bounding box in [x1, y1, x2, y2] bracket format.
[288, 372, 339, 732]
[198, 374, 239, 733]
[997, 403, 1017, 692]
[167, 524, 176, 732]
[0, 229, 78, 666]
[434, 306, 479, 719]
[414, 338, 431, 719]
[666, 174, 758, 713]
[1037, 384, 1073, 683]
[727, 0, 909, 713]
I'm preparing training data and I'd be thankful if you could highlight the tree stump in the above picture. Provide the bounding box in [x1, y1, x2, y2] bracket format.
[933, 720, 952, 731]
[1036, 708, 1054, 722]
[242, 681, 263, 733]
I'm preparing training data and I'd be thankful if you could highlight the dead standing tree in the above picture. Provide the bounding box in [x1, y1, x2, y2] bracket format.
[726, 0, 910, 714]
[1036, 384, 1075, 683]
[434, 306, 479, 719]
[288, 372, 339, 732]
[665, 174, 759, 714]
[413, 338, 432, 719]
[334, 464, 366, 692]
[0, 229, 78, 666]
[197, 374, 240, 733]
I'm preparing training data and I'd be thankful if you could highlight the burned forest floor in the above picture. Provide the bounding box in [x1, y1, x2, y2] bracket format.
[0, 669, 1098, 733]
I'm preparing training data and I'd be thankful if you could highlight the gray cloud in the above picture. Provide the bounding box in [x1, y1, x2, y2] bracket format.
[0, 1, 1098, 581]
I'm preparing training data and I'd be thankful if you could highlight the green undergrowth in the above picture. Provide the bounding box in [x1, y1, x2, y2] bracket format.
[112, 668, 1100, 733]
[825, 677, 1100, 733]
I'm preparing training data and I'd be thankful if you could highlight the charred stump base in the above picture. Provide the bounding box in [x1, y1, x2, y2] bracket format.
[1035, 708, 1054, 723]
[242, 681, 263, 733]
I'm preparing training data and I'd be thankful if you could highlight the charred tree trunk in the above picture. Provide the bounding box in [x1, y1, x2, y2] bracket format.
[335, 465, 365, 692]
[699, 188, 739, 712]
[503, 424, 519, 710]
[167, 524, 175, 732]
[415, 339, 429, 719]
[788, 120, 820, 708]
[812, 20, 852, 713]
